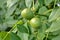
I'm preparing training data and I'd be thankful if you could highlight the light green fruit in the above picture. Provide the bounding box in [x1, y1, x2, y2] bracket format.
[21, 8, 34, 19]
[30, 17, 41, 28]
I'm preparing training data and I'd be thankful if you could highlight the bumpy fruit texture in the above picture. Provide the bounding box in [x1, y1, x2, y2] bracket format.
[30, 17, 41, 28]
[21, 8, 34, 19]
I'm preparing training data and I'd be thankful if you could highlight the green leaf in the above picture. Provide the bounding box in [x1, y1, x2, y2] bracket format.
[0, 32, 7, 40]
[0, 7, 6, 15]
[0, 8, 6, 23]
[36, 23, 46, 40]
[44, 0, 53, 6]
[17, 25, 28, 33]
[4, 32, 21, 40]
[17, 31, 29, 40]
[39, 16, 47, 32]
[25, 0, 33, 8]
[52, 35, 60, 40]
[6, 20, 17, 27]
[37, 31, 45, 40]
[7, 0, 19, 8]
[4, 16, 17, 27]
[0, 16, 4, 24]
[0, 0, 6, 7]
[15, 8, 21, 15]
[5, 4, 17, 18]
[46, 18, 60, 32]
[52, 30, 60, 35]
[19, 0, 26, 10]
[0, 23, 7, 31]
[38, 6, 48, 15]
[29, 34, 36, 40]
[38, 0, 44, 7]
[49, 8, 60, 22]
[42, 23, 47, 32]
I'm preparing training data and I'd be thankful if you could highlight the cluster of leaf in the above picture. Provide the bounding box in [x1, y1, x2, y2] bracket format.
[0, 0, 60, 40]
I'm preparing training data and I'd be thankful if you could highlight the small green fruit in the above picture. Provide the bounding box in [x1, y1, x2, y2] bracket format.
[21, 8, 34, 19]
[30, 17, 41, 28]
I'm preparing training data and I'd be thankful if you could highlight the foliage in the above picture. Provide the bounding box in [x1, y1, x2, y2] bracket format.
[0, 0, 60, 40]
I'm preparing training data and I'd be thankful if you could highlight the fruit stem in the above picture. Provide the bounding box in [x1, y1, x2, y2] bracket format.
[2, 21, 20, 40]
[45, 32, 49, 40]
[54, 0, 57, 8]
[43, 9, 53, 15]
[33, 0, 34, 7]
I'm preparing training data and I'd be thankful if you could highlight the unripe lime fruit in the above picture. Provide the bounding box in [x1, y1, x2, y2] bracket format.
[30, 17, 41, 28]
[21, 8, 34, 19]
